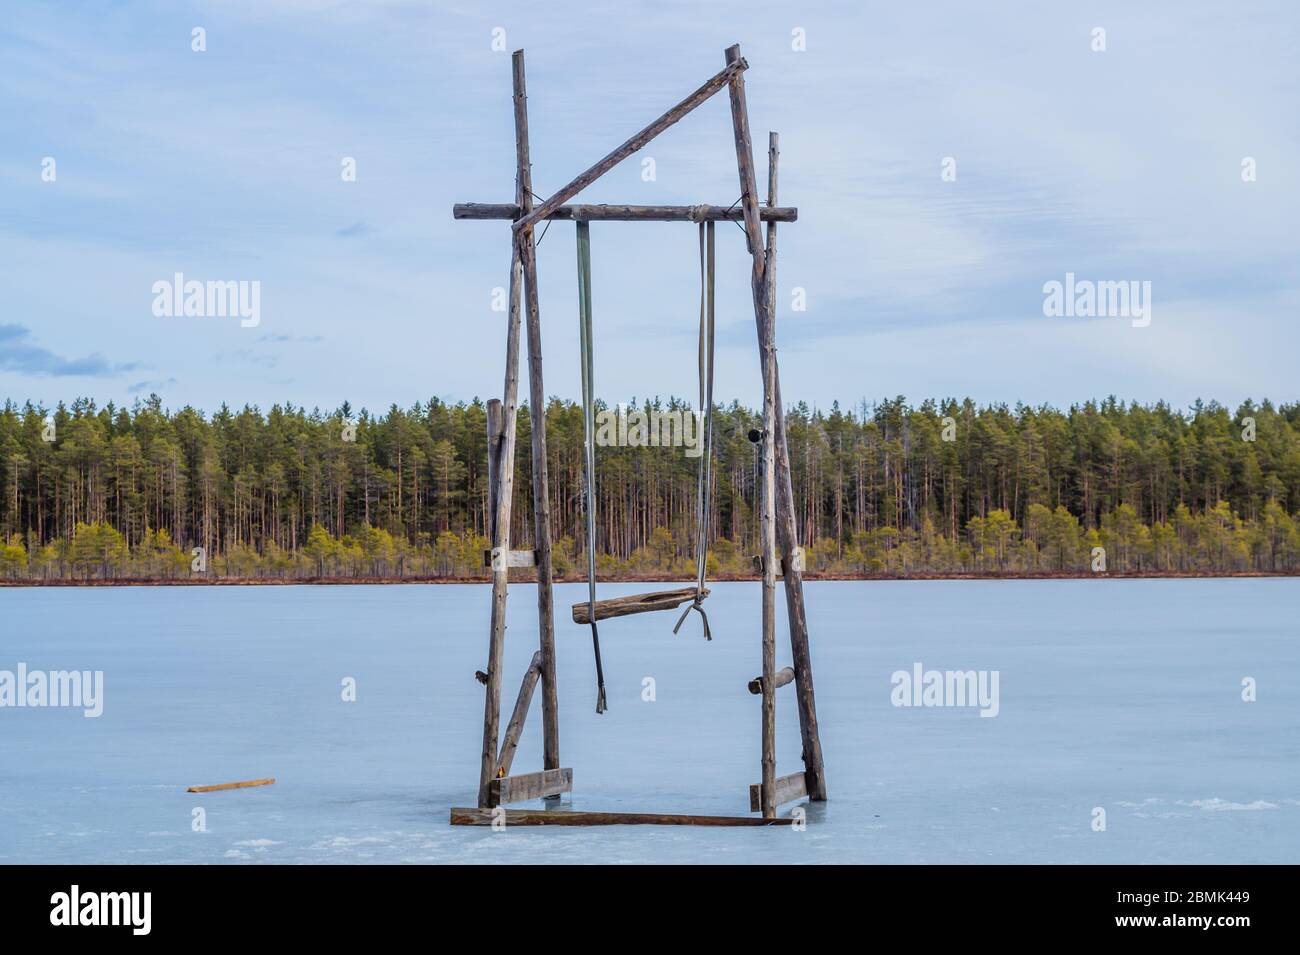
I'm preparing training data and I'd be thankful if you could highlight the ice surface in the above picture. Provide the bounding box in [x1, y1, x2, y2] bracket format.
[1, 579, 1296, 863]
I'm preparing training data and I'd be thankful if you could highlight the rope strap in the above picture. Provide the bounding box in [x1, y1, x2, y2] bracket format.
[576, 221, 607, 713]
[674, 217, 715, 640]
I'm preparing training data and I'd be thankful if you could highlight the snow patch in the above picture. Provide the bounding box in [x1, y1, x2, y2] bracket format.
[1182, 798, 1279, 812]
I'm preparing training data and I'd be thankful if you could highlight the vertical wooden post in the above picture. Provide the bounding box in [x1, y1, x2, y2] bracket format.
[485, 399, 503, 539]
[725, 43, 776, 818]
[512, 50, 561, 777]
[766, 132, 828, 801]
[479, 246, 523, 808]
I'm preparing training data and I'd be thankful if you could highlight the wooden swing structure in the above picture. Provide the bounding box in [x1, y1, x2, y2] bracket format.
[449, 44, 826, 825]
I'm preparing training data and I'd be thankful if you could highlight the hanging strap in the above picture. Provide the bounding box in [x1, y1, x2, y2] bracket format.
[675, 216, 715, 640]
[576, 221, 608, 714]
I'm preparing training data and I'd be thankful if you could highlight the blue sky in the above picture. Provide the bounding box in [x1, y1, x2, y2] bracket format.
[1, 0, 1296, 415]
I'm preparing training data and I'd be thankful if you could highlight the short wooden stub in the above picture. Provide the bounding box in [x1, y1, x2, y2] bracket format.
[747, 666, 795, 695]
[487, 767, 573, 807]
[483, 548, 538, 570]
[450, 807, 790, 827]
[571, 587, 708, 624]
[748, 771, 807, 812]
[187, 777, 276, 794]
[750, 547, 804, 578]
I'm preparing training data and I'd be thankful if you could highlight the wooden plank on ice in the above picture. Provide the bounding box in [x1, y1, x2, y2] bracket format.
[449, 807, 790, 827]
[187, 777, 275, 794]
[487, 767, 573, 806]
[748, 772, 807, 812]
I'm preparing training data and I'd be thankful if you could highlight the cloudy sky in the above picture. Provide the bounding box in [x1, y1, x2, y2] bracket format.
[1, 0, 1296, 416]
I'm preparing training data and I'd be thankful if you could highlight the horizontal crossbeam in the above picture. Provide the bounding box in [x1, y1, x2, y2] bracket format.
[454, 203, 797, 223]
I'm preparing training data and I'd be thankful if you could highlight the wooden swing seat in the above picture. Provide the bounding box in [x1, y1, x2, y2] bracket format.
[571, 586, 709, 625]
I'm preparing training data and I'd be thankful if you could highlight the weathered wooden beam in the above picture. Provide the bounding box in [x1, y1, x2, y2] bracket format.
[748, 771, 807, 812]
[767, 129, 827, 802]
[479, 247, 522, 808]
[477, 61, 533, 806]
[747, 666, 795, 695]
[455, 202, 797, 222]
[513, 50, 561, 779]
[450, 807, 790, 827]
[495, 651, 543, 778]
[487, 767, 573, 807]
[726, 43, 777, 820]
[514, 56, 748, 233]
[187, 778, 275, 794]
[570, 586, 708, 625]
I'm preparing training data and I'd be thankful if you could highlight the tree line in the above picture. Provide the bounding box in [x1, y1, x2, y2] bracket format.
[1, 393, 1298, 580]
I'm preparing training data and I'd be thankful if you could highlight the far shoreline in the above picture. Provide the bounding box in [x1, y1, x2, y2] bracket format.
[2, 571, 1297, 587]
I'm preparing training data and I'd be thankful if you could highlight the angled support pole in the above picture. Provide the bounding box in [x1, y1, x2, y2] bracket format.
[766, 132, 827, 801]
[511, 50, 561, 778]
[515, 55, 748, 232]
[724, 43, 777, 819]
[496, 651, 543, 778]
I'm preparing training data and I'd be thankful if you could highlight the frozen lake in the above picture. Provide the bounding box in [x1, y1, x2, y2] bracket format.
[1, 579, 1296, 864]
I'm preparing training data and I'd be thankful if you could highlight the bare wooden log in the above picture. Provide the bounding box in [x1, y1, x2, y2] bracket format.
[487, 767, 573, 806]
[747, 667, 795, 695]
[725, 43, 777, 820]
[495, 651, 542, 778]
[514, 56, 748, 233]
[455, 202, 797, 222]
[450, 807, 790, 827]
[513, 50, 561, 778]
[767, 130, 827, 802]
[187, 778, 275, 794]
[570, 587, 708, 624]
[747, 771, 807, 812]
[478, 128, 528, 806]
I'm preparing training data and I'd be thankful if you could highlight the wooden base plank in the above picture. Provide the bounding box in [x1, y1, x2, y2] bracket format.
[450, 807, 790, 827]
[748, 771, 807, 812]
[487, 767, 572, 806]
[186, 777, 275, 794]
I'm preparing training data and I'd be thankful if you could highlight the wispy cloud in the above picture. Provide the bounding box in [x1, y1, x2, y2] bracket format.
[128, 377, 177, 394]
[259, 333, 324, 343]
[0, 323, 140, 377]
